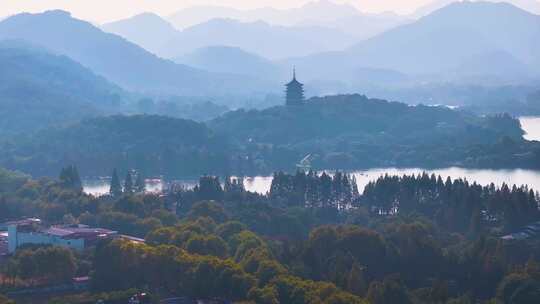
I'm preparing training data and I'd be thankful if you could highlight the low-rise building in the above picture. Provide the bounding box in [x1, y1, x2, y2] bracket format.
[0, 231, 8, 256]
[7, 220, 118, 253]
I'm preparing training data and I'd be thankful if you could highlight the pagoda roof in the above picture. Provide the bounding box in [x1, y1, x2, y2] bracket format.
[286, 67, 303, 86]
[286, 78, 303, 86]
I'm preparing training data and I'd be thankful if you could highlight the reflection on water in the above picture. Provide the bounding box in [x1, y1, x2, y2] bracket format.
[84, 167, 540, 196]
[521, 116, 540, 141]
[244, 168, 540, 194]
[83, 179, 166, 197]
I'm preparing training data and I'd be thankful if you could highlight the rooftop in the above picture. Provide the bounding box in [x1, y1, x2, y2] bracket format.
[44, 225, 117, 240]
[1, 218, 41, 229]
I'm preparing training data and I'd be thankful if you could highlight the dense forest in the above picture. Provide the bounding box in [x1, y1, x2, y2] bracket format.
[1, 95, 538, 178]
[0, 167, 539, 303]
[0, 115, 230, 177]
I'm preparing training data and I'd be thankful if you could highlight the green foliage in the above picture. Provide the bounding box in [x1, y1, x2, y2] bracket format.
[58, 165, 82, 192]
[0, 115, 229, 177]
[194, 176, 224, 201]
[134, 171, 145, 193]
[367, 275, 412, 304]
[210, 94, 537, 172]
[185, 234, 228, 258]
[48, 288, 140, 304]
[363, 173, 540, 232]
[109, 168, 122, 197]
[92, 240, 256, 300]
[0, 167, 28, 193]
[124, 171, 133, 194]
[7, 246, 76, 283]
[1, 168, 540, 303]
[269, 275, 365, 304]
[188, 200, 228, 223]
[2, 95, 538, 178]
[0, 294, 14, 304]
[216, 221, 247, 240]
[496, 260, 540, 304]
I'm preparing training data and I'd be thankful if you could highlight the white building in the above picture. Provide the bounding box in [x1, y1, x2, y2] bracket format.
[7, 219, 118, 253]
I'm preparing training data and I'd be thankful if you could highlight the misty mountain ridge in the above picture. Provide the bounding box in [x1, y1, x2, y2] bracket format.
[413, 0, 540, 17]
[166, 0, 407, 31]
[103, 14, 359, 60]
[174, 46, 281, 79]
[286, 1, 540, 87]
[0, 10, 274, 97]
[153, 0, 408, 57]
[160, 18, 357, 60]
[102, 12, 177, 55]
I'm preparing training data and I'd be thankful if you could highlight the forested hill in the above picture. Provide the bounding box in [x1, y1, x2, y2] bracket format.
[210, 94, 524, 146]
[0, 42, 127, 135]
[0, 95, 538, 178]
[0, 115, 230, 177]
[210, 94, 536, 171]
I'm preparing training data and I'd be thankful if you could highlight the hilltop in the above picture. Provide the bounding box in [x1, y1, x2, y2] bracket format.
[0, 41, 126, 135]
[0, 10, 270, 97]
[1, 95, 537, 178]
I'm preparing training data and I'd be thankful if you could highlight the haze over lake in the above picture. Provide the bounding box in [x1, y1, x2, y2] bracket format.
[521, 116, 540, 141]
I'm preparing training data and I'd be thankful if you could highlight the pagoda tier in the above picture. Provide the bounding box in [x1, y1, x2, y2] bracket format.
[285, 69, 305, 106]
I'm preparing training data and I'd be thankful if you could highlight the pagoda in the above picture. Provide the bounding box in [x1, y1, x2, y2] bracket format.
[285, 68, 305, 106]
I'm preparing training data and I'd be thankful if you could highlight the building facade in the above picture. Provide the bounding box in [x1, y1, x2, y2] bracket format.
[7, 221, 118, 253]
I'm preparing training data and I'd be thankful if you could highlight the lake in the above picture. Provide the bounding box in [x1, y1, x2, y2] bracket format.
[84, 117, 540, 196]
[84, 167, 540, 196]
[521, 116, 540, 141]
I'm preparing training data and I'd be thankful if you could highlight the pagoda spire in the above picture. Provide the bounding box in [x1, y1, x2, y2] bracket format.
[285, 67, 305, 106]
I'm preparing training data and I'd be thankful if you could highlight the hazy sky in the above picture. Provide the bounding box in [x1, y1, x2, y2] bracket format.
[0, 0, 435, 23]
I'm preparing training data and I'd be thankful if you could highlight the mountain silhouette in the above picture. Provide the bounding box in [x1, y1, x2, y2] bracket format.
[287, 1, 540, 84]
[102, 12, 177, 56]
[0, 10, 269, 97]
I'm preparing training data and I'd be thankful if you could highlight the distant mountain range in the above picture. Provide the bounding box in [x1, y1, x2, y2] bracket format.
[286, 1, 540, 86]
[0, 10, 272, 97]
[166, 0, 409, 38]
[104, 15, 359, 60]
[1, 1, 539, 111]
[101, 1, 540, 87]
[174, 46, 281, 79]
[413, 0, 540, 18]
[101, 12, 177, 56]
[102, 0, 410, 60]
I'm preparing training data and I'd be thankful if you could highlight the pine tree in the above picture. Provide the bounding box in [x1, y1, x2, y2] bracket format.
[109, 169, 122, 197]
[124, 171, 134, 194]
[134, 171, 145, 193]
[59, 165, 82, 192]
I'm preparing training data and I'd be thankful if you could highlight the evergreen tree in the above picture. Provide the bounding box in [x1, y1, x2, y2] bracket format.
[195, 176, 223, 201]
[109, 169, 122, 197]
[124, 171, 134, 194]
[135, 171, 145, 193]
[59, 165, 82, 192]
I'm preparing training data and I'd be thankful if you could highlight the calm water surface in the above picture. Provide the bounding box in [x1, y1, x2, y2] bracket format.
[84, 168, 540, 196]
[521, 116, 540, 141]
